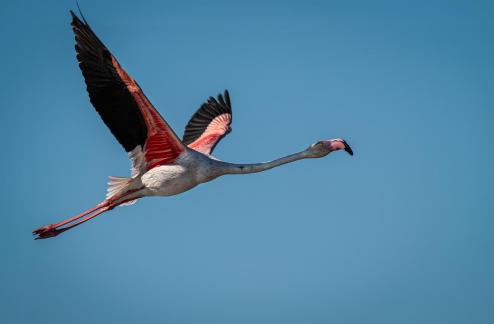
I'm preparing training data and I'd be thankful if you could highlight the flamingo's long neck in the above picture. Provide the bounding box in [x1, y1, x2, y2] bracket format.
[216, 150, 310, 175]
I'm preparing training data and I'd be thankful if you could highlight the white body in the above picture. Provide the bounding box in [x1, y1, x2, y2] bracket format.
[140, 149, 220, 196]
[114, 149, 225, 204]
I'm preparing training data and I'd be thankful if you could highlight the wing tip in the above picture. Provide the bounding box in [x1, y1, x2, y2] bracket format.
[70, 2, 89, 26]
[219, 89, 232, 112]
[70, 10, 83, 28]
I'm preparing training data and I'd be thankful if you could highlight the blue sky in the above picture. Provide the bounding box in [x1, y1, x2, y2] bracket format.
[1, 0, 493, 323]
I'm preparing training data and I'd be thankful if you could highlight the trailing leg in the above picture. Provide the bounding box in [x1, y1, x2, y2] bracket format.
[33, 188, 143, 239]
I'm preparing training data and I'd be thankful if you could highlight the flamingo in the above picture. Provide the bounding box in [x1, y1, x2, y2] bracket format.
[33, 11, 353, 240]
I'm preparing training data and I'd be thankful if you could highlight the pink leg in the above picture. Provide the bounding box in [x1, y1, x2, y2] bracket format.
[34, 201, 109, 232]
[34, 205, 112, 239]
[33, 188, 143, 240]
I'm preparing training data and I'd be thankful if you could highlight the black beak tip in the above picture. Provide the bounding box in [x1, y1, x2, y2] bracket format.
[342, 140, 353, 156]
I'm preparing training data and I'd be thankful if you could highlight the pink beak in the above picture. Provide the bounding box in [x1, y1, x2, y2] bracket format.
[327, 139, 353, 156]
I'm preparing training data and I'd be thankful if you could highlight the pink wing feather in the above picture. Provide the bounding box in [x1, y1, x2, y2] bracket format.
[111, 57, 185, 169]
[71, 11, 185, 171]
[183, 91, 232, 155]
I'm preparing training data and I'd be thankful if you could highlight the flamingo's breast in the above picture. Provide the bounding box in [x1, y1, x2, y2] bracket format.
[139, 150, 218, 196]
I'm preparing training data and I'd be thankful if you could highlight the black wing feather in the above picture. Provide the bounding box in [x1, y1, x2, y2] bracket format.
[182, 90, 232, 145]
[70, 11, 147, 152]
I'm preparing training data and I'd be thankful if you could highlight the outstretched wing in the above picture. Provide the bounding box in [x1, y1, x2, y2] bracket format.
[183, 90, 232, 155]
[71, 11, 185, 172]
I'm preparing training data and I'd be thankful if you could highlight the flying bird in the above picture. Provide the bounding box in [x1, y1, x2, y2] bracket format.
[33, 11, 353, 239]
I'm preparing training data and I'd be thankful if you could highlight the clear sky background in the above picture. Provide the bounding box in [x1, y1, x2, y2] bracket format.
[1, 0, 493, 323]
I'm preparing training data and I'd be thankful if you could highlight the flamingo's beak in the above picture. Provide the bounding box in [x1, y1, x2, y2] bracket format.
[342, 139, 353, 156]
[323, 139, 354, 156]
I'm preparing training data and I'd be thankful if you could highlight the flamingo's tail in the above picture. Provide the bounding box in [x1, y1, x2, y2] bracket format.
[107, 176, 138, 206]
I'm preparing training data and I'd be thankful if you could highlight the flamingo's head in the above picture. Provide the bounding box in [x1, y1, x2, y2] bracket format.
[306, 138, 353, 158]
